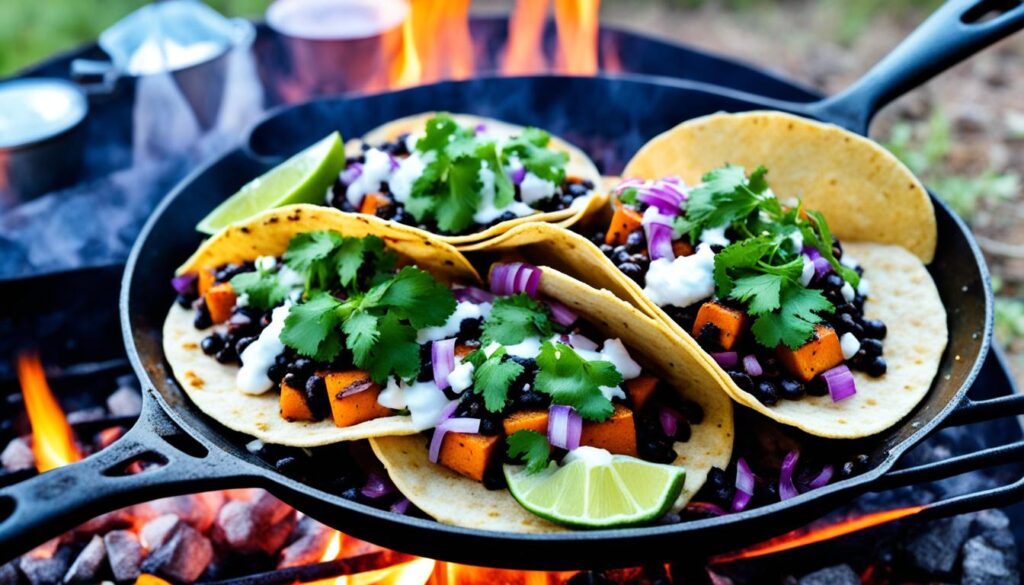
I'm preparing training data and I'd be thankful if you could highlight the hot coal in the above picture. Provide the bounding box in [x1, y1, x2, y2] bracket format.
[139, 521, 213, 584]
[106, 386, 143, 417]
[62, 535, 106, 583]
[0, 437, 33, 472]
[278, 516, 335, 569]
[150, 492, 224, 533]
[103, 529, 144, 583]
[17, 543, 72, 585]
[797, 565, 859, 585]
[905, 515, 973, 576]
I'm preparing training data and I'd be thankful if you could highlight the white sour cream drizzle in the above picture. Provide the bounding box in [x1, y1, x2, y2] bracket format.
[447, 359, 475, 394]
[416, 301, 491, 343]
[378, 378, 454, 430]
[345, 148, 394, 207]
[518, 172, 557, 205]
[237, 304, 291, 395]
[564, 446, 613, 466]
[473, 161, 534, 224]
[644, 243, 716, 309]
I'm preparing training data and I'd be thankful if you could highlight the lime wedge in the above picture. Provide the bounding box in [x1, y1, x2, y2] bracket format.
[504, 447, 685, 528]
[196, 132, 346, 235]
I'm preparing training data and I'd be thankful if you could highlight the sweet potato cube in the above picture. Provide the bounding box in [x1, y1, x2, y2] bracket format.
[580, 404, 638, 457]
[455, 344, 477, 358]
[605, 206, 643, 245]
[325, 371, 392, 428]
[280, 380, 314, 422]
[503, 410, 549, 436]
[204, 283, 237, 324]
[359, 193, 391, 215]
[671, 240, 694, 257]
[692, 302, 748, 351]
[439, 432, 501, 482]
[197, 268, 216, 297]
[777, 325, 844, 382]
[625, 376, 658, 411]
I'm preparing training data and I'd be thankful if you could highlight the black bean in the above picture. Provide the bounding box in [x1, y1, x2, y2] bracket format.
[618, 262, 643, 282]
[193, 304, 213, 330]
[806, 375, 829, 396]
[560, 193, 576, 207]
[673, 419, 692, 442]
[862, 318, 887, 340]
[274, 456, 300, 474]
[374, 202, 397, 220]
[598, 243, 614, 255]
[267, 363, 287, 384]
[625, 230, 646, 253]
[512, 390, 548, 410]
[480, 419, 501, 436]
[417, 344, 433, 382]
[175, 293, 193, 308]
[854, 453, 870, 468]
[778, 378, 805, 400]
[831, 241, 843, 259]
[498, 211, 518, 223]
[837, 313, 864, 337]
[612, 246, 631, 265]
[865, 356, 887, 377]
[835, 302, 858, 316]
[860, 338, 883, 357]
[754, 380, 780, 405]
[760, 355, 782, 378]
[567, 182, 590, 197]
[282, 372, 300, 389]
[696, 322, 722, 351]
[678, 400, 704, 424]
[305, 374, 330, 419]
[728, 371, 754, 393]
[215, 347, 237, 364]
[639, 439, 677, 464]
[457, 318, 483, 343]
[839, 461, 857, 478]
[200, 335, 223, 355]
[235, 336, 257, 356]
[822, 273, 844, 291]
[289, 358, 315, 376]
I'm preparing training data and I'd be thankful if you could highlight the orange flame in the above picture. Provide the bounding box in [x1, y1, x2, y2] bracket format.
[710, 504, 928, 564]
[503, 0, 551, 75]
[553, 0, 600, 75]
[443, 565, 577, 584]
[392, 14, 423, 88]
[402, 0, 475, 86]
[15, 351, 81, 472]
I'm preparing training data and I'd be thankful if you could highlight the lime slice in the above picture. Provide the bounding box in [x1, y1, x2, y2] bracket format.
[504, 447, 685, 528]
[196, 132, 346, 234]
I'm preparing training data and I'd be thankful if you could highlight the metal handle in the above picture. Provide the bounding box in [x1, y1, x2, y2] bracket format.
[805, 0, 1024, 132]
[0, 395, 258, 562]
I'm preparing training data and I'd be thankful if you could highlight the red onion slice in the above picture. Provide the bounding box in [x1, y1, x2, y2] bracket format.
[340, 162, 363, 185]
[490, 262, 541, 298]
[659, 406, 681, 438]
[807, 464, 835, 489]
[731, 457, 755, 512]
[360, 471, 397, 499]
[645, 222, 675, 261]
[171, 272, 198, 295]
[742, 354, 763, 377]
[811, 256, 833, 279]
[711, 352, 739, 369]
[546, 299, 578, 326]
[390, 497, 411, 514]
[454, 286, 495, 304]
[547, 405, 582, 451]
[617, 177, 687, 215]
[821, 364, 857, 402]
[801, 245, 822, 261]
[438, 399, 459, 423]
[428, 417, 481, 463]
[432, 338, 457, 391]
[779, 450, 800, 501]
[510, 166, 526, 185]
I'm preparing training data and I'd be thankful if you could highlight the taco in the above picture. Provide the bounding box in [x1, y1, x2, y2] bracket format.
[370, 262, 733, 532]
[464, 111, 948, 439]
[327, 112, 607, 246]
[164, 206, 732, 530]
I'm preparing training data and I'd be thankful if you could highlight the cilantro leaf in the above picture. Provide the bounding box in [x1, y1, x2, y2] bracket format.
[729, 274, 782, 314]
[676, 164, 776, 241]
[482, 294, 553, 345]
[712, 237, 775, 297]
[281, 292, 344, 362]
[283, 231, 344, 288]
[358, 312, 421, 382]
[433, 155, 482, 234]
[229, 270, 289, 311]
[801, 210, 860, 288]
[342, 311, 379, 364]
[502, 128, 568, 184]
[750, 285, 835, 349]
[377, 266, 457, 329]
[475, 141, 515, 208]
[414, 113, 471, 152]
[617, 187, 638, 206]
[463, 349, 488, 368]
[472, 348, 525, 412]
[534, 342, 619, 422]
[506, 430, 551, 475]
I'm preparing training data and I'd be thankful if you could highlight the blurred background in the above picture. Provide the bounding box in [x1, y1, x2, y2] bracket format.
[2, 0, 1022, 383]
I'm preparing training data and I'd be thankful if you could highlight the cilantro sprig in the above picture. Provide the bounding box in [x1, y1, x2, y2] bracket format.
[283, 231, 396, 293]
[229, 268, 290, 311]
[506, 430, 551, 474]
[534, 342, 621, 422]
[501, 127, 568, 185]
[481, 294, 553, 346]
[464, 347, 525, 412]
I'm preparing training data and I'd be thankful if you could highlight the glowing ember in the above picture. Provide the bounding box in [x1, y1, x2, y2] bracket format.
[503, 0, 551, 75]
[554, 0, 601, 75]
[15, 350, 81, 472]
[322, 530, 343, 562]
[710, 505, 928, 563]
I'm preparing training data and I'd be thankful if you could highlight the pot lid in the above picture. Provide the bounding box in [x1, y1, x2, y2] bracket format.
[0, 78, 88, 149]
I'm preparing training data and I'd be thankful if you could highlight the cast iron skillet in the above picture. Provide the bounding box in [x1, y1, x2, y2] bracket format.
[0, 0, 1021, 568]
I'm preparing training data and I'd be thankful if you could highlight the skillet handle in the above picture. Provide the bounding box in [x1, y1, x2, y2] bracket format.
[0, 394, 259, 562]
[806, 0, 1024, 133]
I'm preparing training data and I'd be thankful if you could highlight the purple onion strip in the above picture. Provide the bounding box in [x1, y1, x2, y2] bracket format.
[428, 417, 481, 463]
[779, 450, 801, 501]
[742, 354, 763, 377]
[431, 338, 456, 391]
[711, 351, 739, 369]
[548, 405, 582, 451]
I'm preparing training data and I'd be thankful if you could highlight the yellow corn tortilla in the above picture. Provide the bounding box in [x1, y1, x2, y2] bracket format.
[164, 205, 480, 446]
[623, 111, 936, 263]
[348, 112, 608, 248]
[371, 267, 734, 532]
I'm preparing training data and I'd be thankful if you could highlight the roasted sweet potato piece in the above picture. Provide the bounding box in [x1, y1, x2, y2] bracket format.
[325, 371, 392, 428]
[280, 380, 314, 422]
[204, 283, 237, 324]
[197, 268, 216, 297]
[605, 206, 643, 246]
[359, 193, 391, 216]
[625, 375, 658, 411]
[580, 404, 638, 457]
[671, 240, 694, 257]
[439, 432, 501, 481]
[455, 344, 477, 358]
[777, 325, 844, 382]
[503, 410, 549, 436]
[692, 302, 748, 351]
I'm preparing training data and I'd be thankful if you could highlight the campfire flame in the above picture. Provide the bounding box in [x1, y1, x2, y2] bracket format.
[503, 0, 551, 75]
[15, 350, 81, 472]
[710, 504, 928, 564]
[554, 0, 601, 75]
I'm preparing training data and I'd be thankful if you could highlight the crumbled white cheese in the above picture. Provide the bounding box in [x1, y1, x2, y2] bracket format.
[518, 172, 557, 205]
[857, 277, 871, 297]
[473, 161, 534, 223]
[800, 255, 815, 287]
[599, 338, 641, 380]
[379, 378, 454, 430]
[504, 337, 543, 359]
[388, 151, 430, 203]
[840, 332, 861, 360]
[447, 359, 475, 394]
[254, 255, 277, 272]
[416, 301, 490, 343]
[699, 224, 731, 247]
[564, 446, 612, 465]
[841, 281, 856, 302]
[237, 304, 290, 395]
[235, 293, 250, 308]
[345, 148, 394, 208]
[643, 243, 716, 308]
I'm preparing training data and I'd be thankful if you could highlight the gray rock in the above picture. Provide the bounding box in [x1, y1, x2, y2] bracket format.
[139, 522, 213, 584]
[140, 514, 181, 551]
[961, 534, 1020, 585]
[972, 509, 1010, 535]
[148, 492, 224, 533]
[63, 535, 106, 583]
[278, 516, 336, 568]
[1, 437, 34, 471]
[103, 530, 144, 583]
[798, 565, 859, 585]
[212, 492, 296, 556]
[106, 387, 143, 417]
[0, 562, 18, 585]
[19, 545, 72, 585]
[906, 515, 973, 575]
